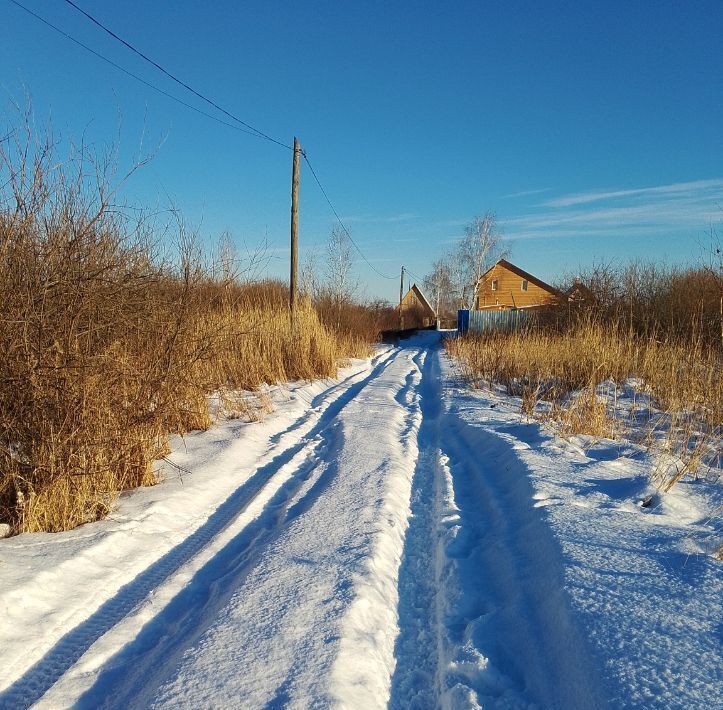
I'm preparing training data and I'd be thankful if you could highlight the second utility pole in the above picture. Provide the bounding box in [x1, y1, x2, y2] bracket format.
[290, 137, 301, 319]
[399, 264, 404, 331]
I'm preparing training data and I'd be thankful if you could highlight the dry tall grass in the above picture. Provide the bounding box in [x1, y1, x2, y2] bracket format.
[313, 293, 397, 353]
[0, 126, 374, 534]
[448, 315, 722, 490]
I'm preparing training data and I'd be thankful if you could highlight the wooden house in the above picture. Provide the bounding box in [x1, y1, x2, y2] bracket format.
[475, 259, 562, 310]
[400, 283, 436, 328]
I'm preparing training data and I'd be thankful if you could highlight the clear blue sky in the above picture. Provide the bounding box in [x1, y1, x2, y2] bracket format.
[3, 0, 722, 301]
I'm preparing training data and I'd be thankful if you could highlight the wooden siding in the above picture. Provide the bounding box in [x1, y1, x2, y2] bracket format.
[401, 284, 435, 327]
[475, 261, 560, 310]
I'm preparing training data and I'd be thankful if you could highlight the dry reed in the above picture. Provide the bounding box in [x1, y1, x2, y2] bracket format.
[0, 124, 379, 534]
[447, 315, 722, 490]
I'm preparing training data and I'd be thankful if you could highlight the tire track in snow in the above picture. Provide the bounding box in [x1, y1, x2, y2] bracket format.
[433, 401, 607, 708]
[390, 343, 606, 709]
[75, 426, 342, 708]
[268, 346, 396, 447]
[326, 341, 431, 708]
[388, 344, 445, 709]
[0, 348, 400, 710]
[124, 342, 427, 708]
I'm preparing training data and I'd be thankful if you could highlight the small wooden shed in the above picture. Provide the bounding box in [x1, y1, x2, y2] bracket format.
[400, 283, 436, 328]
[475, 259, 562, 310]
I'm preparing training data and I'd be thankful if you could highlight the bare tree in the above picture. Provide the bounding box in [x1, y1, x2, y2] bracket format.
[443, 251, 469, 310]
[456, 212, 506, 307]
[324, 226, 357, 327]
[700, 222, 722, 345]
[300, 246, 320, 299]
[424, 257, 456, 318]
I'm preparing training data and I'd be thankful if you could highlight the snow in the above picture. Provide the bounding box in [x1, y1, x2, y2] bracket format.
[0, 332, 720, 709]
[438, 359, 722, 709]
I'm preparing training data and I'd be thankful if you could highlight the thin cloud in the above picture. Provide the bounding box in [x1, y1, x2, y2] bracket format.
[342, 212, 420, 224]
[502, 178, 723, 242]
[500, 188, 551, 200]
[507, 200, 720, 230]
[502, 225, 669, 241]
[431, 218, 468, 229]
[544, 178, 723, 208]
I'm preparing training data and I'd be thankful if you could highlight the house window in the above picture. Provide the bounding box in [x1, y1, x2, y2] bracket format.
[491, 279, 498, 291]
[521, 280, 528, 291]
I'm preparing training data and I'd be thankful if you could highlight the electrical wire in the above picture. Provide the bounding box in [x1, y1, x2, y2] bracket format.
[8, 0, 273, 141]
[60, 0, 291, 149]
[301, 151, 397, 280]
[404, 267, 427, 284]
[11, 0, 397, 282]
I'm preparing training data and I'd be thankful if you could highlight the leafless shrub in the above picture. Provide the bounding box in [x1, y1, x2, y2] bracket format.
[560, 258, 722, 348]
[0, 118, 364, 534]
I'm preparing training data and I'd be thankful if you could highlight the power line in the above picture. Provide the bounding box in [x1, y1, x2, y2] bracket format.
[404, 267, 427, 284]
[301, 151, 397, 280]
[8, 0, 272, 141]
[11, 0, 394, 282]
[60, 0, 291, 149]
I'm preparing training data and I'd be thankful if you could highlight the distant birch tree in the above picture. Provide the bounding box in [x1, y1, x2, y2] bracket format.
[424, 258, 455, 317]
[456, 212, 506, 307]
[300, 246, 320, 299]
[324, 226, 357, 327]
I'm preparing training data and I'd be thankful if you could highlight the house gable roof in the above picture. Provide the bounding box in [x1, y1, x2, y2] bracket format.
[403, 283, 435, 315]
[478, 259, 562, 296]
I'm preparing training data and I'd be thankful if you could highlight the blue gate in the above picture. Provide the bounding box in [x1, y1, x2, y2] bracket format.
[457, 309, 470, 333]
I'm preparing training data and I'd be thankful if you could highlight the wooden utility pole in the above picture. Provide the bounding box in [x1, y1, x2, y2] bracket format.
[399, 265, 404, 331]
[290, 136, 301, 317]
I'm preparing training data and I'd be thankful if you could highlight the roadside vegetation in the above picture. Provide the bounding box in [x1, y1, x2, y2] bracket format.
[448, 259, 722, 494]
[0, 125, 395, 534]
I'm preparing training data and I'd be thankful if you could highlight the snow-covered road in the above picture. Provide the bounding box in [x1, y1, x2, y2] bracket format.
[1, 332, 721, 709]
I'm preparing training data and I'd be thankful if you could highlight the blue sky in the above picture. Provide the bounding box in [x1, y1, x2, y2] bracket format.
[3, 0, 722, 301]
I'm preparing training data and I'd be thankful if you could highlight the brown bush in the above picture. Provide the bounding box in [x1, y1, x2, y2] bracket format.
[314, 293, 397, 355]
[0, 126, 362, 534]
[559, 260, 722, 348]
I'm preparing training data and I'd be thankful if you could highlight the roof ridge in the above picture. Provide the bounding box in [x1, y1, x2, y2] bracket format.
[407, 282, 436, 314]
[479, 259, 561, 296]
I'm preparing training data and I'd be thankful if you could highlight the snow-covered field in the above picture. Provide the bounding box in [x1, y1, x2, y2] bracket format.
[0, 332, 720, 709]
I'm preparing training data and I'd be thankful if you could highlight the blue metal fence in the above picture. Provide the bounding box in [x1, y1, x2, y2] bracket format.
[458, 308, 534, 334]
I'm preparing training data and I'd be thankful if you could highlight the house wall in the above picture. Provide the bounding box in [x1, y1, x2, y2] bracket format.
[401, 288, 435, 327]
[476, 263, 559, 309]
